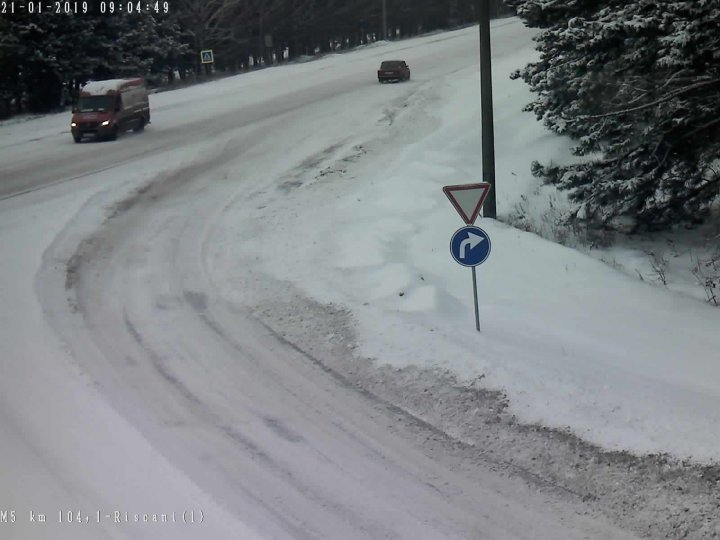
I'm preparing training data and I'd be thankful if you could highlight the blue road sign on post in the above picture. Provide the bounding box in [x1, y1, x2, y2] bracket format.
[449, 225, 491, 332]
[450, 226, 491, 267]
[443, 183, 494, 332]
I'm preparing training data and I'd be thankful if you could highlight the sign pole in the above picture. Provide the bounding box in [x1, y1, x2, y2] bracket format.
[471, 266, 481, 332]
[382, 0, 388, 40]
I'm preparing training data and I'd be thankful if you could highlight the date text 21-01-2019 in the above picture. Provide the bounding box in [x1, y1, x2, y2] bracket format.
[0, 1, 169, 14]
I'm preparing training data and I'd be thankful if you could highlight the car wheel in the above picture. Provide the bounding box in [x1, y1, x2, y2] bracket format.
[134, 118, 146, 132]
[108, 126, 118, 141]
[73, 134, 81, 143]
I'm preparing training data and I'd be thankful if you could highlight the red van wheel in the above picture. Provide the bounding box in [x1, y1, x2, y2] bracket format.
[134, 118, 146, 132]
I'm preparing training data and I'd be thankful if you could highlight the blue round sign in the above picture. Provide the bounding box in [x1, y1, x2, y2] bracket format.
[450, 226, 491, 267]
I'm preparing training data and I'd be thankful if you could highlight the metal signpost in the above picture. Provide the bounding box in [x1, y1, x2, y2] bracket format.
[443, 183, 493, 332]
[450, 226, 491, 331]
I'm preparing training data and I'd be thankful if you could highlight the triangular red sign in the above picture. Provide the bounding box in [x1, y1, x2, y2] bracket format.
[442, 183, 492, 224]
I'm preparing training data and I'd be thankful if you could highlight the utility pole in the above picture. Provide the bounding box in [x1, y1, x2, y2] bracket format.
[258, 10, 264, 65]
[382, 0, 388, 40]
[477, 0, 497, 219]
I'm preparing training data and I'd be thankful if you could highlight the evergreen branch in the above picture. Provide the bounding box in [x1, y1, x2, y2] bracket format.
[679, 117, 720, 143]
[615, 71, 694, 107]
[580, 78, 720, 119]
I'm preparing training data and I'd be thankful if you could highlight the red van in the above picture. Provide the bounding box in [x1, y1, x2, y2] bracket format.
[71, 78, 150, 142]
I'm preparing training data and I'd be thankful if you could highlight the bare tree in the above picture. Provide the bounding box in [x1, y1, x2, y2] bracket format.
[175, 0, 284, 72]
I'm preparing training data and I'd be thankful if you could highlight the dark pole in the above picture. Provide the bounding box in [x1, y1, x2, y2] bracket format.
[382, 0, 388, 40]
[258, 11, 264, 65]
[477, 0, 497, 218]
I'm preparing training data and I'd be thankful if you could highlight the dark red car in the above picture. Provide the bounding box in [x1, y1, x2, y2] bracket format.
[377, 60, 411, 83]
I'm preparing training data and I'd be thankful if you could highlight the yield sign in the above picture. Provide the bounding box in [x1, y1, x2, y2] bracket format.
[442, 183, 492, 224]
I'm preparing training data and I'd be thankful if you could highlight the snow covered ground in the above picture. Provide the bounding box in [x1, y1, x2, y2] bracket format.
[0, 16, 718, 540]
[202, 22, 720, 463]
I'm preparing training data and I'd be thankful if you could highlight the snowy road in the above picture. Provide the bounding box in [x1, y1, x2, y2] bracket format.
[0, 20, 649, 539]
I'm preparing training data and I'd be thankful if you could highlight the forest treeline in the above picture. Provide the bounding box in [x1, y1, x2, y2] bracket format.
[0, 0, 510, 116]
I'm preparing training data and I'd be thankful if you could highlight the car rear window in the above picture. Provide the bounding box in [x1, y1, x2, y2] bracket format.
[380, 61, 403, 69]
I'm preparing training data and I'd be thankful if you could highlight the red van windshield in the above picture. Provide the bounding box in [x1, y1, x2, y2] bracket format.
[77, 95, 116, 112]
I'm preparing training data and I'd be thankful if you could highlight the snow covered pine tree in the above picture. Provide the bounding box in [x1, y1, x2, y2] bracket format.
[508, 0, 720, 232]
[0, 10, 184, 113]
